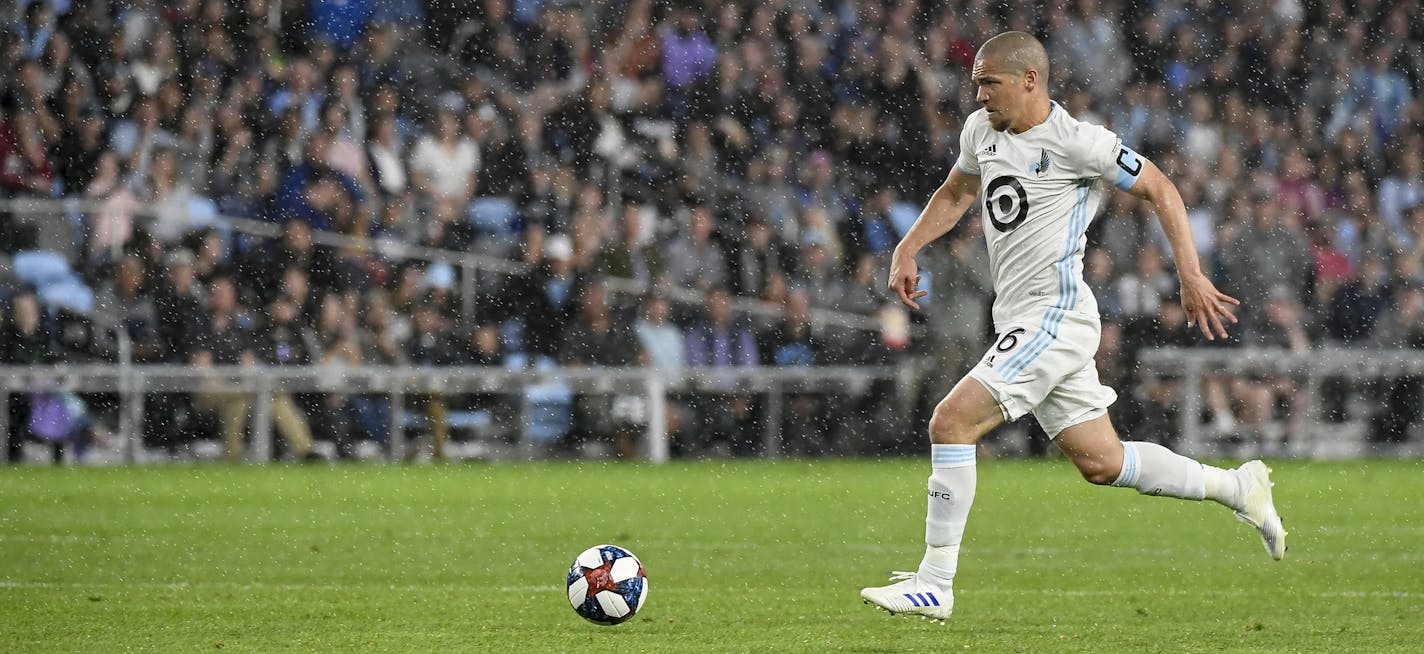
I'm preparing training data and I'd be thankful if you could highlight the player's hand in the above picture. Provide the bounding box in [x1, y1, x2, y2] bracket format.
[1179, 272, 1240, 341]
[888, 249, 927, 310]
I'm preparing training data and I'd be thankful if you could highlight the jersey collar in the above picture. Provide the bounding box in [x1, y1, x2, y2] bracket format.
[1012, 100, 1058, 135]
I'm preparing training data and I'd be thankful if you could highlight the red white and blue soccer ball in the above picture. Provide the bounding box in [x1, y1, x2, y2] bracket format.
[566, 544, 649, 625]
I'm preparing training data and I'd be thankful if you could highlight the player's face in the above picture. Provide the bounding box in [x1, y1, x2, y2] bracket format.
[972, 57, 1026, 132]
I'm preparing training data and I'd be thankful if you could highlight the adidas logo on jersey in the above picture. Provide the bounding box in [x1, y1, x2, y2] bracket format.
[980, 144, 996, 157]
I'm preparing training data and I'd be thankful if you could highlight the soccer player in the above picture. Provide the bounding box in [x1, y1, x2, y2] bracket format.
[860, 32, 1286, 621]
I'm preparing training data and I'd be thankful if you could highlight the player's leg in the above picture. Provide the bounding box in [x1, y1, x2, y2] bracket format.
[922, 375, 1004, 574]
[1047, 404, 1287, 560]
[860, 374, 1006, 620]
[1053, 414, 1239, 500]
[926, 374, 1008, 444]
[863, 310, 1089, 619]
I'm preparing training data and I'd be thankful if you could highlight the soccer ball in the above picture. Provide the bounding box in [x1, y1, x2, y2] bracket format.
[566, 544, 649, 625]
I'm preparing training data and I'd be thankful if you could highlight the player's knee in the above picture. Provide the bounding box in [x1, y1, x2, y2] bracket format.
[1076, 458, 1122, 486]
[928, 404, 977, 444]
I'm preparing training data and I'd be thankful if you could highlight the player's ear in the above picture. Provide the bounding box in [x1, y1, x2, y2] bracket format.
[1023, 69, 1037, 92]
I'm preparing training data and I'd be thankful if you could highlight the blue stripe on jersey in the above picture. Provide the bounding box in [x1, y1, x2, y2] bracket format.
[998, 194, 1077, 379]
[999, 186, 1091, 381]
[998, 194, 1082, 378]
[1008, 187, 1090, 377]
[1001, 186, 1088, 380]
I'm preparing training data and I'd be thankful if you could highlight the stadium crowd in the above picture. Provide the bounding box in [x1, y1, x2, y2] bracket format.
[1, 0, 1422, 462]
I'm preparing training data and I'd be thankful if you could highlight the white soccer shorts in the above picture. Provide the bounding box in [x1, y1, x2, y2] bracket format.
[967, 308, 1118, 438]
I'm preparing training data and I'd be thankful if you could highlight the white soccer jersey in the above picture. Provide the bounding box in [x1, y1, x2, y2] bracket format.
[954, 101, 1144, 329]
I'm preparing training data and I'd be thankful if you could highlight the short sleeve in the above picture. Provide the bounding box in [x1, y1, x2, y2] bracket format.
[1080, 123, 1144, 191]
[953, 113, 982, 175]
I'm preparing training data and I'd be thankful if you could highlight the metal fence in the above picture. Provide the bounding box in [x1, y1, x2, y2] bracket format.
[0, 364, 908, 464]
[8, 349, 1424, 464]
[1136, 348, 1424, 458]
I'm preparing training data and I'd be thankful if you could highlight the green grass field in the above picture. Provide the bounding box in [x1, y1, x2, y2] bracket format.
[3, 458, 1422, 653]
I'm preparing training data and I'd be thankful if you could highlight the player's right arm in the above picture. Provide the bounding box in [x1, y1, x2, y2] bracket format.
[888, 165, 980, 309]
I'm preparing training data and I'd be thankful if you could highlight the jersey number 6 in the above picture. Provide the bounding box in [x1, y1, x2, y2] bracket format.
[994, 327, 1028, 353]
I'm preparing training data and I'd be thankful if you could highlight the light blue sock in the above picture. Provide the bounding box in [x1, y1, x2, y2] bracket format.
[921, 444, 976, 584]
[1113, 441, 1242, 507]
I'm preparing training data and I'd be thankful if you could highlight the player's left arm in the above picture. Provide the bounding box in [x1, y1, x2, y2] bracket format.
[1123, 157, 1240, 340]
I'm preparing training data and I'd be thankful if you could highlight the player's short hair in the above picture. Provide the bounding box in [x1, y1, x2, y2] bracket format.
[977, 31, 1050, 83]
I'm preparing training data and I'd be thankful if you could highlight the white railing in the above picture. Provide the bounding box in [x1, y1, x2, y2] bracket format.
[0, 364, 907, 464]
[1135, 348, 1424, 457]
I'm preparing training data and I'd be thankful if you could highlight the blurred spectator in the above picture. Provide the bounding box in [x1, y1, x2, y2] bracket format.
[837, 253, 890, 316]
[728, 216, 789, 298]
[560, 280, 647, 457]
[349, 291, 404, 450]
[1231, 286, 1313, 455]
[762, 289, 832, 455]
[635, 294, 685, 371]
[0, 110, 55, 200]
[308, 291, 363, 458]
[189, 274, 261, 461]
[661, 3, 716, 112]
[3, 291, 56, 462]
[1115, 246, 1174, 325]
[1370, 283, 1424, 445]
[560, 281, 644, 367]
[593, 202, 662, 285]
[663, 203, 727, 291]
[790, 236, 842, 310]
[251, 294, 318, 461]
[446, 319, 514, 445]
[51, 108, 106, 194]
[762, 290, 822, 368]
[405, 299, 455, 459]
[136, 248, 205, 452]
[367, 113, 408, 198]
[452, 322, 504, 367]
[685, 286, 758, 456]
[1378, 146, 1424, 239]
[409, 104, 477, 214]
[1328, 254, 1392, 344]
[91, 254, 163, 363]
[1219, 196, 1309, 335]
[507, 233, 584, 359]
[469, 105, 526, 200]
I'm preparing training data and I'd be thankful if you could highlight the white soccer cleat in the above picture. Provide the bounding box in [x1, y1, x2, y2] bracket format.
[1233, 460, 1287, 561]
[859, 571, 953, 621]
